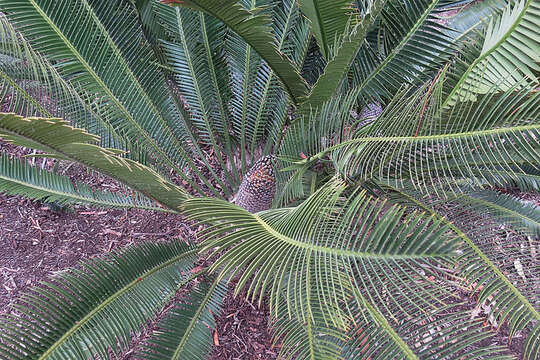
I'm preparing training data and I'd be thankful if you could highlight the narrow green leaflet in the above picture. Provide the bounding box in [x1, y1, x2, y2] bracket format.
[381, 183, 540, 359]
[0, 0, 207, 192]
[0, 242, 200, 360]
[0, 113, 189, 211]
[0, 154, 171, 211]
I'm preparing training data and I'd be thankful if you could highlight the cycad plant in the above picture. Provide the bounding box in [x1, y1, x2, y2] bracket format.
[0, 0, 538, 358]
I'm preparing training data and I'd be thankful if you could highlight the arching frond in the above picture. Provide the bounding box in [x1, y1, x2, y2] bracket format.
[0, 0, 206, 192]
[487, 165, 540, 192]
[156, 4, 235, 194]
[350, 0, 455, 102]
[135, 279, 227, 360]
[0, 113, 189, 210]
[455, 190, 540, 237]
[0, 154, 170, 212]
[0, 241, 200, 360]
[443, 0, 540, 107]
[0, 14, 131, 153]
[282, 76, 539, 197]
[298, 0, 387, 113]
[297, 0, 355, 59]
[184, 178, 457, 329]
[380, 183, 540, 359]
[164, 0, 309, 104]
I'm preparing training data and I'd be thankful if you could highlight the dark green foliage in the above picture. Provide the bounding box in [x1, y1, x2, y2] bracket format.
[0, 0, 538, 359]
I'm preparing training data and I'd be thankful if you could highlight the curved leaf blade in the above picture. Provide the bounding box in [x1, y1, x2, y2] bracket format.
[164, 0, 309, 104]
[0, 113, 189, 210]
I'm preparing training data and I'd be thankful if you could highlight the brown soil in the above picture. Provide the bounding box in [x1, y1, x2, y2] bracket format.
[0, 139, 277, 360]
[0, 138, 536, 359]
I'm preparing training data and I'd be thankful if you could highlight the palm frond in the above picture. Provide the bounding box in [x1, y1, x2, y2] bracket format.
[456, 190, 540, 237]
[443, 0, 540, 107]
[297, 0, 355, 59]
[272, 293, 347, 359]
[298, 0, 387, 113]
[164, 0, 309, 104]
[0, 0, 208, 192]
[380, 183, 540, 359]
[156, 4, 235, 194]
[184, 178, 457, 328]
[487, 165, 540, 192]
[0, 14, 131, 153]
[0, 113, 189, 210]
[350, 0, 455, 102]
[0, 241, 200, 360]
[284, 77, 539, 196]
[135, 279, 227, 360]
[0, 153, 171, 211]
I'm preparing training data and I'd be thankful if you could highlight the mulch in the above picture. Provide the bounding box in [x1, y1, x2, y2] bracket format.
[0, 137, 536, 359]
[0, 139, 277, 359]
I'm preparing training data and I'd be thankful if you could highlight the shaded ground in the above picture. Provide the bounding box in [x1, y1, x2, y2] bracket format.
[0, 139, 277, 359]
[0, 138, 537, 359]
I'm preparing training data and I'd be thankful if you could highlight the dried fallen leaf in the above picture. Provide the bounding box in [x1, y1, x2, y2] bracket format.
[213, 330, 220, 346]
[103, 228, 122, 237]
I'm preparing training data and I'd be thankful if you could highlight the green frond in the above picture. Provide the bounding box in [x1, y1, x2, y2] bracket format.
[0, 113, 189, 210]
[135, 279, 227, 360]
[298, 0, 387, 113]
[166, 0, 309, 104]
[297, 0, 356, 59]
[156, 4, 235, 194]
[443, 0, 540, 107]
[488, 165, 540, 192]
[350, 0, 455, 102]
[456, 190, 540, 237]
[250, 0, 310, 155]
[0, 0, 206, 191]
[0, 154, 171, 211]
[286, 77, 539, 196]
[346, 293, 513, 359]
[273, 293, 347, 359]
[183, 178, 458, 330]
[0, 14, 131, 152]
[0, 241, 200, 360]
[380, 183, 540, 358]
